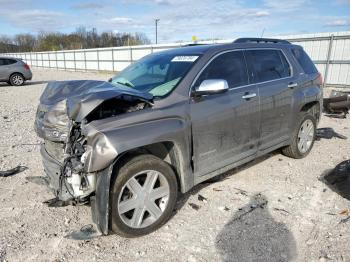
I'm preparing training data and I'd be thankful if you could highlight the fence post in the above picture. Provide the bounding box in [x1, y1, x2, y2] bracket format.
[111, 48, 115, 72]
[324, 34, 334, 88]
[73, 50, 76, 71]
[84, 50, 87, 72]
[55, 51, 58, 70]
[130, 46, 133, 64]
[97, 49, 100, 71]
[63, 52, 66, 70]
[48, 52, 51, 69]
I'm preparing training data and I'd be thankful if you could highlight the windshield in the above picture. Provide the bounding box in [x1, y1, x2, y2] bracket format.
[111, 53, 200, 98]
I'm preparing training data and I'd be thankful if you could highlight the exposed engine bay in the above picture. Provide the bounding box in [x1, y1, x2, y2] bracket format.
[34, 80, 152, 204]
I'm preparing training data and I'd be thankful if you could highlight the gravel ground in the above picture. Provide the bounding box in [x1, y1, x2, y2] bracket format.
[0, 68, 349, 262]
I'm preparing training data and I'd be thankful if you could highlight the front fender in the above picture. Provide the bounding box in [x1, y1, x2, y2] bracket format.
[82, 117, 190, 174]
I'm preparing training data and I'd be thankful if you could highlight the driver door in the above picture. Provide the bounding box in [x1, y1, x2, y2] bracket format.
[190, 50, 260, 177]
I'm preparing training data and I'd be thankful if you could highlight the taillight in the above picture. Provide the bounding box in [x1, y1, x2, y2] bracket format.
[315, 73, 323, 86]
[23, 63, 30, 70]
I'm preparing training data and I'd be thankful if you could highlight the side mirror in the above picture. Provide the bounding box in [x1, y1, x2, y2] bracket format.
[194, 79, 229, 95]
[108, 78, 112, 83]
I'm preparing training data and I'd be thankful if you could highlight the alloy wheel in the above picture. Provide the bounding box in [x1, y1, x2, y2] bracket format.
[297, 119, 314, 154]
[12, 74, 24, 86]
[117, 170, 170, 228]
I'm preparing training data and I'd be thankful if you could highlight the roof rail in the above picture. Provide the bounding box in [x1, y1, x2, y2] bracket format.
[233, 38, 290, 44]
[183, 43, 209, 47]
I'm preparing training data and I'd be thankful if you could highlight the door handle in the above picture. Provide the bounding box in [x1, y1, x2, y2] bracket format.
[242, 93, 257, 99]
[288, 82, 298, 89]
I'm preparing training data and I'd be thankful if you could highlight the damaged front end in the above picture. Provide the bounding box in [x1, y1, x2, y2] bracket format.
[34, 80, 152, 205]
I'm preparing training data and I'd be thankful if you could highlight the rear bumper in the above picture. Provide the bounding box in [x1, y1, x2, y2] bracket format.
[24, 70, 32, 80]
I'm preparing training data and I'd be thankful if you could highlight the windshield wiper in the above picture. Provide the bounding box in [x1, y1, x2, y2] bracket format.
[116, 81, 133, 88]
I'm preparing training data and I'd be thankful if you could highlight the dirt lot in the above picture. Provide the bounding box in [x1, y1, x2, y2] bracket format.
[0, 68, 349, 262]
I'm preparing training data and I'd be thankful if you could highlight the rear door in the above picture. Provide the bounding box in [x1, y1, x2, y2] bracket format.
[0, 59, 9, 80]
[190, 50, 260, 177]
[245, 49, 295, 150]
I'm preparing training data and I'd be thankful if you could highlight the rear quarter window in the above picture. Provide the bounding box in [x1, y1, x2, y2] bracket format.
[291, 48, 318, 74]
[246, 49, 291, 83]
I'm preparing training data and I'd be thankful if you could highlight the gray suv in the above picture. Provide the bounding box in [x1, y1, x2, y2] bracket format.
[34, 38, 322, 237]
[0, 57, 32, 86]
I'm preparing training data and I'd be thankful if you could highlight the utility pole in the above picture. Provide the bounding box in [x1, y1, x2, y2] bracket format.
[155, 19, 160, 44]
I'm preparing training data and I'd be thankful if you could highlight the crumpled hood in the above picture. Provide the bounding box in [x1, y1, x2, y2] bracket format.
[40, 80, 153, 121]
[35, 80, 153, 142]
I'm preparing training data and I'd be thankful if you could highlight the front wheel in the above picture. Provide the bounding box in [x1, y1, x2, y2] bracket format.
[110, 154, 178, 237]
[282, 114, 316, 159]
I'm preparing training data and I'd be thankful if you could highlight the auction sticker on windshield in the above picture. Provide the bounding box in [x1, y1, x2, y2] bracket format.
[171, 56, 199, 62]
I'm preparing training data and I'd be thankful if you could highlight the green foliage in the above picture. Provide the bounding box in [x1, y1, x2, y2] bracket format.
[0, 27, 150, 53]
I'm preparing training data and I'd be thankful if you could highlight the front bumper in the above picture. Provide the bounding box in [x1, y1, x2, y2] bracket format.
[40, 145, 74, 201]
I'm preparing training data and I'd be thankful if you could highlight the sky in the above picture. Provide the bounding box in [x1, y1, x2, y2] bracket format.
[0, 0, 349, 43]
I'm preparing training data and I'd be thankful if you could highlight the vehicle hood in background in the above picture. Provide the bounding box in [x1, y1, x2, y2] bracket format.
[35, 80, 153, 142]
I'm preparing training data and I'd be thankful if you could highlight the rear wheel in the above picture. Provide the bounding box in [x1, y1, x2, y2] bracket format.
[110, 154, 178, 237]
[9, 73, 25, 86]
[282, 114, 316, 159]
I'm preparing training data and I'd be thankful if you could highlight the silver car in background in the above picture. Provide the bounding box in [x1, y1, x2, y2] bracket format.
[0, 57, 32, 86]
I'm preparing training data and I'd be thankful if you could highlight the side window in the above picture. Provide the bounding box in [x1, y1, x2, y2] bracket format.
[291, 48, 318, 74]
[0, 59, 6, 66]
[195, 51, 248, 88]
[247, 50, 291, 83]
[6, 59, 17, 65]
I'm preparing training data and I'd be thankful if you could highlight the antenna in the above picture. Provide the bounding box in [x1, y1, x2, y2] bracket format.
[260, 28, 266, 38]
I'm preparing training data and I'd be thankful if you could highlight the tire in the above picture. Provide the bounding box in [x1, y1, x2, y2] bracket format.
[110, 154, 178, 237]
[282, 113, 316, 159]
[9, 73, 25, 86]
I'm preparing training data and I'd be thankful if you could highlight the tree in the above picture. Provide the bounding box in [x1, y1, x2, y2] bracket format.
[0, 28, 151, 53]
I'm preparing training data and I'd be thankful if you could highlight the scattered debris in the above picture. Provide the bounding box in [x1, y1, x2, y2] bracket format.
[319, 250, 330, 260]
[230, 194, 268, 223]
[218, 206, 230, 212]
[65, 224, 102, 240]
[338, 209, 349, 216]
[323, 90, 350, 118]
[64, 217, 71, 226]
[339, 216, 350, 224]
[234, 188, 248, 196]
[213, 188, 223, 192]
[13, 143, 41, 148]
[316, 128, 347, 140]
[188, 203, 201, 211]
[322, 159, 350, 200]
[197, 194, 207, 203]
[3, 116, 8, 119]
[43, 197, 71, 207]
[273, 207, 290, 215]
[25, 176, 49, 186]
[0, 165, 28, 177]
